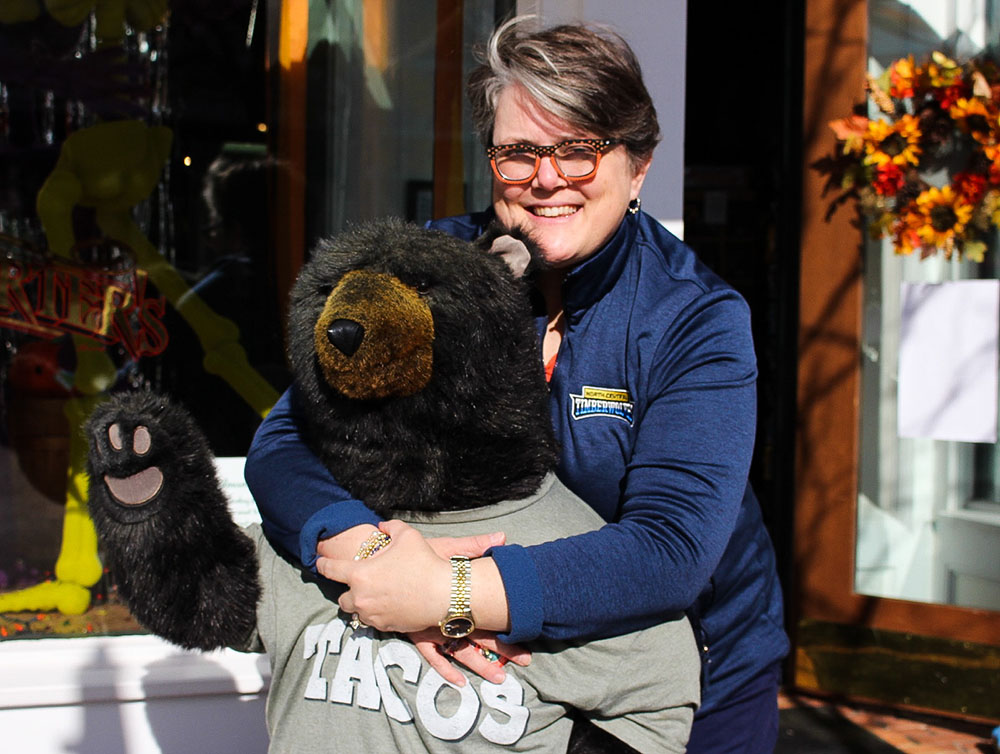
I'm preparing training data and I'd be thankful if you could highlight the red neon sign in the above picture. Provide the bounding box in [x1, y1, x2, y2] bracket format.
[0, 234, 169, 360]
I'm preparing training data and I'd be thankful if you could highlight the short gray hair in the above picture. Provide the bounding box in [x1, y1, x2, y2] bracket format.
[467, 16, 661, 168]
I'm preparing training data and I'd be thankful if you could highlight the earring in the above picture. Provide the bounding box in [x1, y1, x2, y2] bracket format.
[627, 197, 641, 215]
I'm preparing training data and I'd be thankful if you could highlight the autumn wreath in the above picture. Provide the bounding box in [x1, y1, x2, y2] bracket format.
[827, 51, 1000, 262]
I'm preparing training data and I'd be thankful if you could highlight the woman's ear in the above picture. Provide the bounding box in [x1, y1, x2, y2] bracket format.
[630, 156, 652, 200]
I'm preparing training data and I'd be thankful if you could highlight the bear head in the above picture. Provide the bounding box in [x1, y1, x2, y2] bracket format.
[286, 219, 557, 517]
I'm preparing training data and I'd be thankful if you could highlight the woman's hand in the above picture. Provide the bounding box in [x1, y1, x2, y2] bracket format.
[316, 520, 505, 633]
[318, 520, 531, 683]
[318, 520, 448, 632]
[408, 629, 531, 687]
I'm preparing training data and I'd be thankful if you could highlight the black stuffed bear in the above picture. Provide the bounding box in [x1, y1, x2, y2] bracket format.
[85, 219, 699, 753]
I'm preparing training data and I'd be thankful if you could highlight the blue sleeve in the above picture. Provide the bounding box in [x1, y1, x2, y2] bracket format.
[495, 291, 758, 644]
[245, 387, 382, 567]
[425, 211, 493, 240]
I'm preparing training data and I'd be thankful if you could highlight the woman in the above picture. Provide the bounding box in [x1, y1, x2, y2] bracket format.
[245, 18, 789, 753]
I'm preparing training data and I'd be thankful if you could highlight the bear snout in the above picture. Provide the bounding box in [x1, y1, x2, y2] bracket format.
[313, 270, 435, 400]
[326, 318, 366, 356]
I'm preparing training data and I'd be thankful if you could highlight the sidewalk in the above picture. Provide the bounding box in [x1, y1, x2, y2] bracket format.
[777, 690, 998, 753]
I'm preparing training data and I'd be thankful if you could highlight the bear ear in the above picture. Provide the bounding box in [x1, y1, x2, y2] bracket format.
[475, 222, 546, 279]
[488, 234, 532, 278]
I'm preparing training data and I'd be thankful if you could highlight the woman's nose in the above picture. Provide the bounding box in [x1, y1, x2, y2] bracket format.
[533, 155, 568, 190]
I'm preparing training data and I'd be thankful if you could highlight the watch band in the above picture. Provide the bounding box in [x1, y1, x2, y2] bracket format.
[450, 556, 471, 615]
[439, 556, 475, 638]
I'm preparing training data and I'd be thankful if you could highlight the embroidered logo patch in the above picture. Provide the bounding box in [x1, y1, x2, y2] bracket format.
[570, 386, 634, 425]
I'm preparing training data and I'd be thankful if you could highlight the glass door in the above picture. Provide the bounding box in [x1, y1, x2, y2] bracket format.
[856, 0, 1000, 613]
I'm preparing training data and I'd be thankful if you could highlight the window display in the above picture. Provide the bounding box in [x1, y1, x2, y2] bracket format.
[0, 0, 510, 641]
[0, 1, 286, 639]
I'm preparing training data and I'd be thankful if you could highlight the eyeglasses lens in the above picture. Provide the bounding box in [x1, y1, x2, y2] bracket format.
[493, 149, 538, 182]
[553, 143, 600, 177]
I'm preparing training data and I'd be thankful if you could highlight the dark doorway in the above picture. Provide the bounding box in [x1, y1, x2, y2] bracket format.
[683, 2, 805, 605]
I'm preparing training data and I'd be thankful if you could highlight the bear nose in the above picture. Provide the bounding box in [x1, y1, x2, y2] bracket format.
[326, 318, 365, 356]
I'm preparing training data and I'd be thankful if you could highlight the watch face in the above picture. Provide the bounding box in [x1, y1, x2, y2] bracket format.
[441, 616, 474, 638]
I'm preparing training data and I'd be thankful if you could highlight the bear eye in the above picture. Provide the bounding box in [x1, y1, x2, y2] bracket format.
[414, 279, 433, 296]
[317, 284, 333, 297]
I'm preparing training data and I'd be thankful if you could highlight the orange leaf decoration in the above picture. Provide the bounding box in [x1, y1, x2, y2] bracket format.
[829, 114, 869, 140]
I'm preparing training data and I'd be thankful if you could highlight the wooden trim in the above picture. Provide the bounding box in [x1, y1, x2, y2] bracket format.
[796, 0, 999, 651]
[432, 0, 466, 219]
[272, 0, 309, 320]
[796, 0, 867, 630]
[795, 620, 1000, 720]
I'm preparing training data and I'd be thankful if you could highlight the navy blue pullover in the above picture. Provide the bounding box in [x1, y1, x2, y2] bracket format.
[245, 209, 789, 713]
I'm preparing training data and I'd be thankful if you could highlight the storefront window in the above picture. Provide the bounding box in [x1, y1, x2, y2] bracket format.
[0, 3, 284, 640]
[857, 0, 1000, 611]
[0, 0, 507, 641]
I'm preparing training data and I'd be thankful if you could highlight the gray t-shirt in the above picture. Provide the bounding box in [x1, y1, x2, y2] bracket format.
[243, 473, 700, 753]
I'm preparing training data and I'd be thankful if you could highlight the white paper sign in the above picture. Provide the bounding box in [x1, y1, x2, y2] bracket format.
[213, 456, 262, 526]
[898, 280, 1000, 443]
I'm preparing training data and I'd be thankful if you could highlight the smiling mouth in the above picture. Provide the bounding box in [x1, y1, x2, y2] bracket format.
[531, 205, 578, 218]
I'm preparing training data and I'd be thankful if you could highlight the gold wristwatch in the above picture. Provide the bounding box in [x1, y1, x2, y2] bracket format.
[439, 556, 475, 638]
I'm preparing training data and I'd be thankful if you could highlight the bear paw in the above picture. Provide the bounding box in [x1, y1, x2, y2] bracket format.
[86, 393, 186, 523]
[100, 420, 164, 507]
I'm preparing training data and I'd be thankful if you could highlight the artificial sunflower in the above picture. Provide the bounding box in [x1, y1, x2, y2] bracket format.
[949, 97, 994, 141]
[912, 186, 974, 256]
[863, 115, 922, 168]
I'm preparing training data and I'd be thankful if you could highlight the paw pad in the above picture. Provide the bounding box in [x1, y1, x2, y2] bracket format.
[103, 422, 163, 506]
[108, 422, 152, 455]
